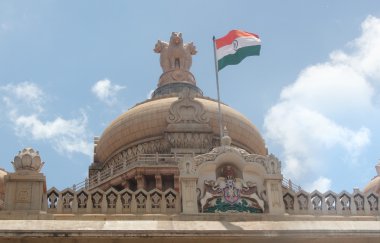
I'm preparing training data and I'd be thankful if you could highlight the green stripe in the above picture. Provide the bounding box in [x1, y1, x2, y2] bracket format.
[218, 45, 261, 71]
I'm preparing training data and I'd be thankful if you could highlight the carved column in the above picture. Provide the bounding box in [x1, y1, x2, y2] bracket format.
[4, 148, 47, 213]
[135, 174, 145, 190]
[155, 174, 162, 191]
[174, 175, 180, 192]
[4, 172, 46, 212]
[265, 179, 285, 215]
[180, 176, 198, 214]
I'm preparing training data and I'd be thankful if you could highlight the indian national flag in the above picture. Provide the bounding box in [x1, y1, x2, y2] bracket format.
[215, 30, 261, 71]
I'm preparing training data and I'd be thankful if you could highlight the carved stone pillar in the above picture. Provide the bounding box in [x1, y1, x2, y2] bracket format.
[265, 179, 285, 215]
[180, 176, 198, 214]
[135, 174, 145, 190]
[4, 148, 47, 213]
[174, 175, 180, 192]
[155, 174, 162, 191]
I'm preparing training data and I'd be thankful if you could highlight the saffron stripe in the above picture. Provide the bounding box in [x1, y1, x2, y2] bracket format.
[216, 30, 260, 49]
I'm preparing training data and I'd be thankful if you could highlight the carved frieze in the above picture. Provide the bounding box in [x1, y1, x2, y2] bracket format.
[102, 139, 170, 170]
[166, 132, 212, 150]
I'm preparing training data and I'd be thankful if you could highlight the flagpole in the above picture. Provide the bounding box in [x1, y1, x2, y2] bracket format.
[212, 36, 224, 144]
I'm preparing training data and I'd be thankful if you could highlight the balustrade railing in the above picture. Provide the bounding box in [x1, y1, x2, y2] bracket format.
[72, 153, 185, 190]
[283, 189, 380, 215]
[282, 177, 302, 193]
[47, 187, 180, 214]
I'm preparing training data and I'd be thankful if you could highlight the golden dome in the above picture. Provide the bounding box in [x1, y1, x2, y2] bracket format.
[94, 96, 267, 165]
[363, 163, 380, 194]
[363, 176, 380, 195]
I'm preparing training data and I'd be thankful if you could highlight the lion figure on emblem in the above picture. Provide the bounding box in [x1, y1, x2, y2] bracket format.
[154, 32, 197, 72]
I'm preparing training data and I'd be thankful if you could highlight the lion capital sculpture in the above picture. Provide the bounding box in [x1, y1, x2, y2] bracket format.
[154, 32, 197, 73]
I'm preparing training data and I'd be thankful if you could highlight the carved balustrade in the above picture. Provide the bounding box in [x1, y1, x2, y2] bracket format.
[47, 187, 180, 214]
[283, 189, 380, 215]
[75, 154, 186, 190]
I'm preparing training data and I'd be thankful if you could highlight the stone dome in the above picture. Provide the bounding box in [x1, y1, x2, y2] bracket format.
[91, 32, 267, 171]
[363, 162, 380, 194]
[93, 96, 267, 166]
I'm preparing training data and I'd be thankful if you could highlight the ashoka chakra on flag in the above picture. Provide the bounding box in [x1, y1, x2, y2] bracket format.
[215, 30, 261, 71]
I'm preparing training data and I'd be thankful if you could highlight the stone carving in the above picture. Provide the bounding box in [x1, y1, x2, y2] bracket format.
[92, 192, 102, 208]
[270, 183, 281, 208]
[101, 139, 170, 171]
[78, 192, 87, 208]
[11, 148, 44, 173]
[122, 192, 132, 209]
[154, 32, 197, 72]
[107, 193, 117, 208]
[192, 143, 281, 176]
[167, 133, 212, 150]
[367, 194, 378, 211]
[325, 194, 336, 210]
[340, 194, 350, 210]
[151, 192, 161, 209]
[354, 194, 364, 210]
[167, 88, 209, 124]
[62, 192, 73, 209]
[136, 192, 147, 209]
[166, 192, 176, 209]
[297, 194, 308, 210]
[283, 193, 294, 210]
[199, 165, 264, 213]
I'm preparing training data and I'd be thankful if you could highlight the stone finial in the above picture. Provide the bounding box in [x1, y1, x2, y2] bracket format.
[154, 32, 197, 87]
[11, 148, 44, 173]
[221, 127, 232, 146]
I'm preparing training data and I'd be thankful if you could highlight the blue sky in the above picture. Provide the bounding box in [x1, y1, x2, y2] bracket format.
[1, 1, 380, 192]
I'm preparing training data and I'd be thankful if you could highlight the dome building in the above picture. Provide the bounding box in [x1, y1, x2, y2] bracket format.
[363, 162, 380, 195]
[0, 32, 380, 243]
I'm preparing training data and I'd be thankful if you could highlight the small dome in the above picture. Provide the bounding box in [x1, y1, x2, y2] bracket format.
[94, 96, 267, 165]
[363, 162, 380, 194]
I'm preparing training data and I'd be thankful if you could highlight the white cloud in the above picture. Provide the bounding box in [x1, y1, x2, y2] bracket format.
[91, 79, 125, 105]
[264, 15, 380, 187]
[13, 113, 92, 156]
[0, 82, 92, 157]
[0, 82, 44, 112]
[305, 177, 332, 192]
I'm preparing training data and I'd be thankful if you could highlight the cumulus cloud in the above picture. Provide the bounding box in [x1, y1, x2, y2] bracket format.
[91, 79, 125, 105]
[305, 177, 332, 192]
[264, 16, 380, 190]
[0, 82, 92, 157]
[0, 82, 44, 112]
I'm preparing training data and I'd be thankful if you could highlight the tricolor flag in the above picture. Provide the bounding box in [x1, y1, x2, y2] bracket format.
[215, 30, 261, 71]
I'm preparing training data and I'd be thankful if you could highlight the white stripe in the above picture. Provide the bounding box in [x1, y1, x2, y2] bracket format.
[216, 36, 261, 60]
